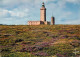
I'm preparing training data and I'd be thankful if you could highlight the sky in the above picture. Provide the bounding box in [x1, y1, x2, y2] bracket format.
[0, 0, 80, 25]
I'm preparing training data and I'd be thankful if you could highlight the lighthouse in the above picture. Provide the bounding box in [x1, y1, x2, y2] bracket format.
[40, 2, 46, 21]
[28, 2, 54, 25]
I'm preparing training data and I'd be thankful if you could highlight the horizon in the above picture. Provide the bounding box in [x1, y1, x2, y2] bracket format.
[0, 0, 80, 25]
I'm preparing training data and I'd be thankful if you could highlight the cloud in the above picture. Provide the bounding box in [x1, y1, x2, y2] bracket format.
[46, 0, 80, 24]
[9, 8, 29, 18]
[0, 7, 29, 25]
[65, 0, 80, 4]
[0, 7, 29, 18]
[61, 19, 80, 24]
[0, 17, 27, 25]
[1, 0, 80, 9]
[0, 8, 11, 18]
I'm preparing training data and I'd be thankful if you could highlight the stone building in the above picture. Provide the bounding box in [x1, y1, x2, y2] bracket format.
[28, 2, 55, 25]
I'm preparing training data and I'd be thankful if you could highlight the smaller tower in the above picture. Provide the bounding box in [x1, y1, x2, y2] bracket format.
[51, 16, 55, 25]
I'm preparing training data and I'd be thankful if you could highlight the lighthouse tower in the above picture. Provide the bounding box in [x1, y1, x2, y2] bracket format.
[40, 2, 46, 21]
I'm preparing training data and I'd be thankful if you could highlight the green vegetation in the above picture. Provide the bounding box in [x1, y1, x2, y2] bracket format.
[0, 25, 80, 57]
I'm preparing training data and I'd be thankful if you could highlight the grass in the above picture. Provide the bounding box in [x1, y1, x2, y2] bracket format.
[0, 25, 80, 57]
